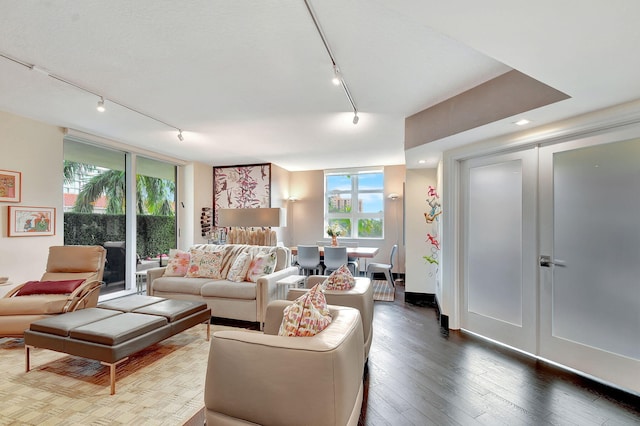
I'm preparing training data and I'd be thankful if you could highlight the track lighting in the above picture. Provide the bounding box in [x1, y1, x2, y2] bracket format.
[1, 52, 185, 141]
[304, 0, 360, 126]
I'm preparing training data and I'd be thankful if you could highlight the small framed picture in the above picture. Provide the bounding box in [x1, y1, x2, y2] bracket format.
[8, 206, 56, 237]
[0, 170, 21, 202]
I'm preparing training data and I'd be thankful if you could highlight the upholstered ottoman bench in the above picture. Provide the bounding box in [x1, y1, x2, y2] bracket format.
[24, 295, 211, 394]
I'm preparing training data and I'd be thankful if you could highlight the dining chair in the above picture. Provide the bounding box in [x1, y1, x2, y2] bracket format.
[367, 244, 398, 287]
[339, 241, 360, 276]
[323, 246, 351, 275]
[296, 245, 323, 276]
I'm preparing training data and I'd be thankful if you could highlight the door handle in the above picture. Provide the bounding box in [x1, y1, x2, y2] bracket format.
[539, 255, 567, 268]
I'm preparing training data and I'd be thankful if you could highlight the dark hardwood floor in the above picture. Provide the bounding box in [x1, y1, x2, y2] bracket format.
[359, 284, 640, 426]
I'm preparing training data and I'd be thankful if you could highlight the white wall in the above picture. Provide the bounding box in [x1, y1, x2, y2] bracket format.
[0, 111, 64, 285]
[404, 168, 438, 293]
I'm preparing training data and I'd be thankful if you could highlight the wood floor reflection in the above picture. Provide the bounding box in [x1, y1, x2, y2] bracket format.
[359, 284, 640, 426]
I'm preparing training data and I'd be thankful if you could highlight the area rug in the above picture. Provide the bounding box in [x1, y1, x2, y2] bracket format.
[0, 325, 238, 426]
[372, 279, 395, 302]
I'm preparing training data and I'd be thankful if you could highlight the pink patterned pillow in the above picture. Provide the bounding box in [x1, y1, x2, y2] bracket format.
[227, 252, 252, 282]
[163, 250, 191, 277]
[185, 249, 223, 278]
[246, 251, 277, 283]
[278, 283, 332, 337]
[323, 264, 356, 290]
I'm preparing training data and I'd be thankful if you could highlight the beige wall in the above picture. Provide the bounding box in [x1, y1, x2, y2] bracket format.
[287, 165, 407, 274]
[0, 111, 64, 286]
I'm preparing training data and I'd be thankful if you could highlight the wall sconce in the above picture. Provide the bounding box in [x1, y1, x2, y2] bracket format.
[288, 196, 299, 202]
[388, 193, 400, 201]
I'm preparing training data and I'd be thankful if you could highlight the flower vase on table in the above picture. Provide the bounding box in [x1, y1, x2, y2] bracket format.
[327, 223, 344, 247]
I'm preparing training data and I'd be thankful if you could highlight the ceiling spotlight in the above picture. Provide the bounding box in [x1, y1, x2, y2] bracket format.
[515, 119, 530, 126]
[332, 65, 341, 86]
[177, 129, 184, 141]
[96, 97, 105, 112]
[352, 114, 359, 125]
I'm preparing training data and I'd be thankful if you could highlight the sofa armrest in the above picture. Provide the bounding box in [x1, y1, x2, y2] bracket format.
[254, 266, 299, 324]
[146, 267, 167, 296]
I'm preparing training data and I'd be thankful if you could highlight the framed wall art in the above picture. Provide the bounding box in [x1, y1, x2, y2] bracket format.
[0, 169, 21, 202]
[8, 206, 56, 237]
[213, 163, 271, 226]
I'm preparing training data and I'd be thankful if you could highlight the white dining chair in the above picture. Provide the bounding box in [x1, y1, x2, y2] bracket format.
[367, 244, 398, 287]
[296, 245, 323, 276]
[323, 246, 350, 275]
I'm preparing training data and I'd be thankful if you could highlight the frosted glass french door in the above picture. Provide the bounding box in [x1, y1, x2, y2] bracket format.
[460, 149, 538, 354]
[539, 136, 640, 394]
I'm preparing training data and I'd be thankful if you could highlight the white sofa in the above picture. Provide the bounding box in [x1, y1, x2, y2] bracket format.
[147, 244, 298, 324]
[204, 300, 365, 426]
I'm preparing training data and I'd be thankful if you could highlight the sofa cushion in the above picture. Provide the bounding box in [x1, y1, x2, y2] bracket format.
[151, 276, 213, 296]
[200, 280, 257, 300]
[227, 252, 252, 282]
[247, 251, 277, 283]
[323, 265, 356, 291]
[186, 249, 223, 279]
[16, 279, 86, 296]
[278, 283, 332, 337]
[163, 250, 190, 277]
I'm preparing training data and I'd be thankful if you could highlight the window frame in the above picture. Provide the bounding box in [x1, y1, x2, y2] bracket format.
[324, 168, 384, 239]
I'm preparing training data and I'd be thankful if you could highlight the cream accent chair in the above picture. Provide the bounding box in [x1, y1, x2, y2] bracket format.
[287, 275, 373, 361]
[204, 300, 365, 426]
[0, 245, 106, 338]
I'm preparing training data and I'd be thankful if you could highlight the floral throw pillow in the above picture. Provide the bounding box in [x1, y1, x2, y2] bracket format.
[246, 251, 277, 283]
[185, 249, 223, 279]
[278, 283, 332, 337]
[227, 252, 252, 282]
[163, 250, 191, 277]
[323, 264, 356, 290]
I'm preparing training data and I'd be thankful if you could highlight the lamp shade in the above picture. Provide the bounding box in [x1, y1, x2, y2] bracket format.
[217, 208, 285, 227]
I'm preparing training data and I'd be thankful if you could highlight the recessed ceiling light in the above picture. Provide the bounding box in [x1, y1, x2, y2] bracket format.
[515, 119, 530, 126]
[418, 160, 426, 164]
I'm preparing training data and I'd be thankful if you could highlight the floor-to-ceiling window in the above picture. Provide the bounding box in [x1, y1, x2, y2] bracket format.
[63, 138, 177, 297]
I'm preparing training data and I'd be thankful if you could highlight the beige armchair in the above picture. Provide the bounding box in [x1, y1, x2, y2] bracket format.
[204, 300, 365, 426]
[287, 275, 373, 360]
[0, 245, 106, 338]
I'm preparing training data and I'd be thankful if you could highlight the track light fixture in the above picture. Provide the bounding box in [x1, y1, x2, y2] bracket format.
[332, 65, 341, 86]
[0, 52, 185, 141]
[304, 0, 359, 125]
[96, 97, 105, 112]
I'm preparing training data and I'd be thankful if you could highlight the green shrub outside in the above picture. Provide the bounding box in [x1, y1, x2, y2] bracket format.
[64, 213, 176, 258]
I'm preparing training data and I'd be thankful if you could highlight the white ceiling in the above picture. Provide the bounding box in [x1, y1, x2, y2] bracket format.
[1, 1, 640, 171]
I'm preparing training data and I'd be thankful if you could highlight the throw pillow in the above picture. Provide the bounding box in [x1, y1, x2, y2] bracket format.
[163, 250, 191, 277]
[227, 252, 252, 282]
[246, 251, 277, 283]
[323, 264, 356, 290]
[278, 283, 332, 337]
[16, 279, 87, 296]
[185, 249, 223, 279]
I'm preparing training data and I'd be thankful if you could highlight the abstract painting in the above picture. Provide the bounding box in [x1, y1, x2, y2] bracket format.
[213, 163, 271, 226]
